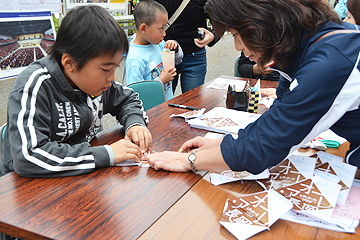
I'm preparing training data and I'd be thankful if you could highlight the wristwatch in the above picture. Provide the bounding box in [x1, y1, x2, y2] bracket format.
[188, 151, 198, 172]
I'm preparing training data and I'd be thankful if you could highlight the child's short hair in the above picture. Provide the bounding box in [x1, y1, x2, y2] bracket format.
[50, 5, 128, 71]
[133, 0, 167, 29]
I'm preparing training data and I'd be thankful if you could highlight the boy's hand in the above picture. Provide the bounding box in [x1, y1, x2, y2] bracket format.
[110, 139, 143, 164]
[125, 125, 152, 153]
[164, 40, 178, 52]
[160, 67, 177, 84]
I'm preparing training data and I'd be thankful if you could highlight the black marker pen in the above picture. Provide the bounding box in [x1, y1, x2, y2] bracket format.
[168, 103, 199, 110]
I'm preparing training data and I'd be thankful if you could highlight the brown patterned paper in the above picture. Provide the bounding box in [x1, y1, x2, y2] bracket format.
[214, 118, 239, 128]
[315, 162, 349, 191]
[221, 191, 269, 227]
[276, 179, 332, 211]
[258, 158, 307, 190]
[201, 117, 223, 127]
[181, 109, 203, 118]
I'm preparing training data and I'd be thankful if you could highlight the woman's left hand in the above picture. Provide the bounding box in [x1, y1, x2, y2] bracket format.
[143, 151, 192, 172]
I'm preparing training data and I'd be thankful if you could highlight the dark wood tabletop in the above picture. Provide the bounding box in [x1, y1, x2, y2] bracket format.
[4, 76, 354, 240]
[0, 76, 264, 240]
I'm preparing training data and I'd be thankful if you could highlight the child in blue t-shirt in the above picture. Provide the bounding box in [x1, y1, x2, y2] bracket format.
[125, 0, 183, 100]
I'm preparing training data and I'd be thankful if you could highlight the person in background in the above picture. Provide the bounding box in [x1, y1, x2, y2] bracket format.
[237, 51, 280, 81]
[143, 0, 360, 174]
[125, 0, 183, 101]
[334, 0, 348, 20]
[344, 0, 360, 25]
[0, 5, 152, 177]
[154, 0, 219, 94]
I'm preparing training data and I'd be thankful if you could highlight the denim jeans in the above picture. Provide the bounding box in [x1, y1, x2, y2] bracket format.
[172, 48, 207, 93]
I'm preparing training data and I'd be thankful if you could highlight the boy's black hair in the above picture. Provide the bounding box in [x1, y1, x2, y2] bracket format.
[133, 0, 167, 29]
[50, 5, 128, 71]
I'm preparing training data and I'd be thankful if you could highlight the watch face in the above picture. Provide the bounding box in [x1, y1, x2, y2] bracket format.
[189, 152, 196, 162]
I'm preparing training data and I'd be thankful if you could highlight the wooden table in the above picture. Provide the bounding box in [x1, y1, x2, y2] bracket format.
[0, 76, 358, 239]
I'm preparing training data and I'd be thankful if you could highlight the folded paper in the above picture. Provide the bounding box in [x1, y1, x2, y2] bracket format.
[210, 169, 270, 186]
[169, 108, 206, 121]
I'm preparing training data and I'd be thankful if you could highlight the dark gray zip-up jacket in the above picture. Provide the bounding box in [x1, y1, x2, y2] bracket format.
[1, 56, 148, 177]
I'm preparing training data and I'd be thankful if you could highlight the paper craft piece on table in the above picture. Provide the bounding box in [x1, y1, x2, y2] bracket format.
[314, 160, 357, 205]
[309, 151, 344, 166]
[210, 169, 270, 186]
[207, 76, 247, 90]
[169, 108, 206, 120]
[115, 150, 156, 167]
[281, 209, 359, 233]
[220, 189, 293, 240]
[333, 179, 360, 220]
[276, 175, 341, 223]
[187, 107, 261, 135]
[257, 155, 316, 191]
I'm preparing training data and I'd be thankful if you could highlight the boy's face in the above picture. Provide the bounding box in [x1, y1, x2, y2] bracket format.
[63, 50, 123, 97]
[144, 11, 168, 45]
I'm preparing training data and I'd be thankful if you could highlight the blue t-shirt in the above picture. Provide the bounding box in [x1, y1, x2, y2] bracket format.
[125, 40, 173, 100]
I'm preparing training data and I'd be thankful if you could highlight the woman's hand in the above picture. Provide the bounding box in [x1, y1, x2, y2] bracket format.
[144, 151, 192, 172]
[178, 136, 222, 153]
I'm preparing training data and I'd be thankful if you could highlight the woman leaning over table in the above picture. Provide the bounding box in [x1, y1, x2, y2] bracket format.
[143, 0, 360, 173]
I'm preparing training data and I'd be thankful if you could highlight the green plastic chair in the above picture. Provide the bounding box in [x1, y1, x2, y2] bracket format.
[127, 81, 166, 111]
[0, 123, 6, 163]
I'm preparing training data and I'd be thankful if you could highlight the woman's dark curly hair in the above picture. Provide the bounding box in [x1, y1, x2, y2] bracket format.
[204, 0, 340, 68]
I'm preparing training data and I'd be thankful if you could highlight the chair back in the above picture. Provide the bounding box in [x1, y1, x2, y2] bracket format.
[127, 81, 166, 111]
[0, 123, 7, 163]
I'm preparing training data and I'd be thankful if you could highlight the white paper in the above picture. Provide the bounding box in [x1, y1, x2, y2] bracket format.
[210, 169, 270, 186]
[207, 76, 247, 90]
[314, 159, 357, 205]
[187, 107, 261, 135]
[281, 209, 359, 233]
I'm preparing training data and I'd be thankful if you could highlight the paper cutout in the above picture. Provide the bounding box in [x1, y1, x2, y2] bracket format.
[276, 176, 341, 222]
[210, 169, 269, 186]
[312, 155, 357, 205]
[169, 108, 206, 120]
[257, 155, 316, 190]
[220, 190, 293, 240]
[309, 152, 343, 166]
